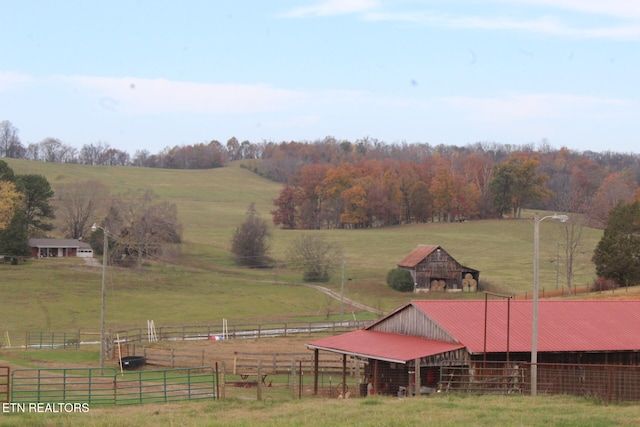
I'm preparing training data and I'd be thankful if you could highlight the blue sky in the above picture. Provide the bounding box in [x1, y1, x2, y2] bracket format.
[1, 0, 639, 154]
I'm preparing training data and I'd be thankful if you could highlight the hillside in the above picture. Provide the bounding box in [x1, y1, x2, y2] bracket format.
[0, 159, 606, 334]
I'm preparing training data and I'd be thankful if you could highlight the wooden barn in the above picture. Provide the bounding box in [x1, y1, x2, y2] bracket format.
[397, 245, 479, 292]
[307, 300, 640, 397]
[28, 238, 94, 258]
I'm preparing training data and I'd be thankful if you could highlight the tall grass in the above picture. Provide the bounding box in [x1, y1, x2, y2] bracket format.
[0, 394, 637, 427]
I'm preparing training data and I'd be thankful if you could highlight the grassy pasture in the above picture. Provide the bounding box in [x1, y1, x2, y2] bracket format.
[0, 394, 638, 426]
[1, 158, 604, 336]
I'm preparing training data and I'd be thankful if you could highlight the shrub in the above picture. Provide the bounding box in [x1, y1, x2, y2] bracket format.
[386, 269, 414, 292]
[591, 276, 618, 292]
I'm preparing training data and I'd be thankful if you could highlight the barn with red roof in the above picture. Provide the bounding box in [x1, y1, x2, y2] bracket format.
[307, 300, 640, 397]
[397, 245, 479, 292]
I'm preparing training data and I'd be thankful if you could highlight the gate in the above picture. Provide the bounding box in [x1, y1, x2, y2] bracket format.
[11, 367, 217, 405]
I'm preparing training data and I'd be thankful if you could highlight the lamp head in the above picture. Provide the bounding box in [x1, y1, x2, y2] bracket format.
[553, 214, 569, 223]
[91, 223, 97, 232]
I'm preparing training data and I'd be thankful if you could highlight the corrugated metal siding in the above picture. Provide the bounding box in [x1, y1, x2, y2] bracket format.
[307, 329, 465, 363]
[368, 305, 457, 343]
[397, 245, 439, 267]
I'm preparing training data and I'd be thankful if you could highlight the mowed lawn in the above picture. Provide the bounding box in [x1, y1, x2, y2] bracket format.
[2, 159, 604, 337]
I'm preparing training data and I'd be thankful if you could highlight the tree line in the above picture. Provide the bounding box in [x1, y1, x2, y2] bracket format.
[266, 141, 640, 230]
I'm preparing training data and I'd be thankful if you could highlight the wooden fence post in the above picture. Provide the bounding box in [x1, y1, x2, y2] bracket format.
[257, 359, 263, 401]
[291, 359, 297, 399]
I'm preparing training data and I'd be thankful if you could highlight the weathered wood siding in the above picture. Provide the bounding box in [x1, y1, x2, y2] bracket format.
[409, 248, 478, 291]
[368, 305, 457, 342]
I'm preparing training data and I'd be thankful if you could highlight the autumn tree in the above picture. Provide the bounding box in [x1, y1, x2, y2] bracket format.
[55, 181, 109, 239]
[410, 181, 433, 222]
[287, 234, 341, 282]
[271, 185, 302, 229]
[588, 170, 638, 229]
[0, 161, 19, 230]
[231, 203, 271, 267]
[490, 155, 549, 218]
[340, 185, 368, 227]
[290, 164, 331, 229]
[317, 163, 359, 228]
[0, 180, 21, 230]
[592, 201, 640, 286]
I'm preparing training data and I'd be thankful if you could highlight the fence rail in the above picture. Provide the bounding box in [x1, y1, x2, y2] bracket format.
[7, 320, 369, 349]
[10, 367, 216, 405]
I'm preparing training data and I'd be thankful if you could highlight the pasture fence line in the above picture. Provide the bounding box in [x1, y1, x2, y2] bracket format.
[8, 319, 369, 350]
[127, 345, 354, 376]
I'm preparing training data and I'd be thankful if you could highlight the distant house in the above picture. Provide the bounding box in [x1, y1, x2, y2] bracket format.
[307, 300, 640, 397]
[397, 245, 479, 292]
[28, 238, 94, 258]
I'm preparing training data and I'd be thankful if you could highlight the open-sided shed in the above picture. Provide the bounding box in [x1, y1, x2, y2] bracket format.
[307, 300, 640, 397]
[397, 245, 479, 292]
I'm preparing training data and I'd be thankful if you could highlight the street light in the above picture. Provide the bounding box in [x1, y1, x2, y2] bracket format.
[91, 222, 108, 372]
[531, 213, 568, 396]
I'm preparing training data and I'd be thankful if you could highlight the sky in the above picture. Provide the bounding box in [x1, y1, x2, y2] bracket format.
[1, 0, 639, 155]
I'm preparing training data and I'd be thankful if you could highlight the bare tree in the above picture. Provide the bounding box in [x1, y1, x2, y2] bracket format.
[55, 181, 109, 239]
[0, 120, 23, 158]
[559, 217, 586, 294]
[100, 189, 182, 268]
[287, 234, 342, 282]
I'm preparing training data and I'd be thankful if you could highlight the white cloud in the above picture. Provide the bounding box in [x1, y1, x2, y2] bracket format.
[63, 76, 307, 115]
[443, 93, 631, 122]
[282, 1, 640, 40]
[282, 0, 379, 17]
[502, 0, 640, 20]
[0, 72, 32, 92]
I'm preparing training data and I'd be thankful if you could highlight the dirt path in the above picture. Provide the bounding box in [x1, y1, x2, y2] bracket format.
[300, 283, 383, 315]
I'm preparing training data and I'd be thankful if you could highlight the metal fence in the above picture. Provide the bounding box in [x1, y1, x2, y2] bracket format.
[438, 362, 640, 403]
[10, 367, 217, 405]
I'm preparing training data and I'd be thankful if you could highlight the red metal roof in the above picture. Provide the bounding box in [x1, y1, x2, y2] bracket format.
[410, 300, 640, 354]
[397, 245, 440, 268]
[307, 329, 465, 363]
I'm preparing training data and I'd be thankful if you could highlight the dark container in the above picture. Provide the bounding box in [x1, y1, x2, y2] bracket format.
[119, 356, 146, 370]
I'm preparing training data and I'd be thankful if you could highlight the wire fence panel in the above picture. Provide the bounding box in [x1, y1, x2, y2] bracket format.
[10, 367, 217, 406]
[437, 362, 640, 403]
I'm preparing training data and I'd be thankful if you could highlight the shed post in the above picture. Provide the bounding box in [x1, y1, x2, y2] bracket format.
[313, 349, 319, 395]
[341, 354, 347, 397]
[414, 359, 421, 396]
[373, 360, 380, 395]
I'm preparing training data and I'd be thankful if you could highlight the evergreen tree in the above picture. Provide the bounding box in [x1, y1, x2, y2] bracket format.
[592, 201, 640, 286]
[0, 212, 29, 257]
[231, 203, 271, 267]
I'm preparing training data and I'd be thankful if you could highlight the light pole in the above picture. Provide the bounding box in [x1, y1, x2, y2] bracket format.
[91, 223, 108, 372]
[532, 213, 568, 396]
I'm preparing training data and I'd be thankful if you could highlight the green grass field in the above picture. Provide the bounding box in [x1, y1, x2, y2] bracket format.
[1, 158, 603, 336]
[0, 394, 638, 427]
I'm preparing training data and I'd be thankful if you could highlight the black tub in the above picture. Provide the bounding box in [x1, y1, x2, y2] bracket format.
[119, 356, 146, 370]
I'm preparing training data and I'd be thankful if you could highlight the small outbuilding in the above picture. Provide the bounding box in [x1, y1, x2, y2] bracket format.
[28, 238, 94, 258]
[398, 245, 479, 292]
